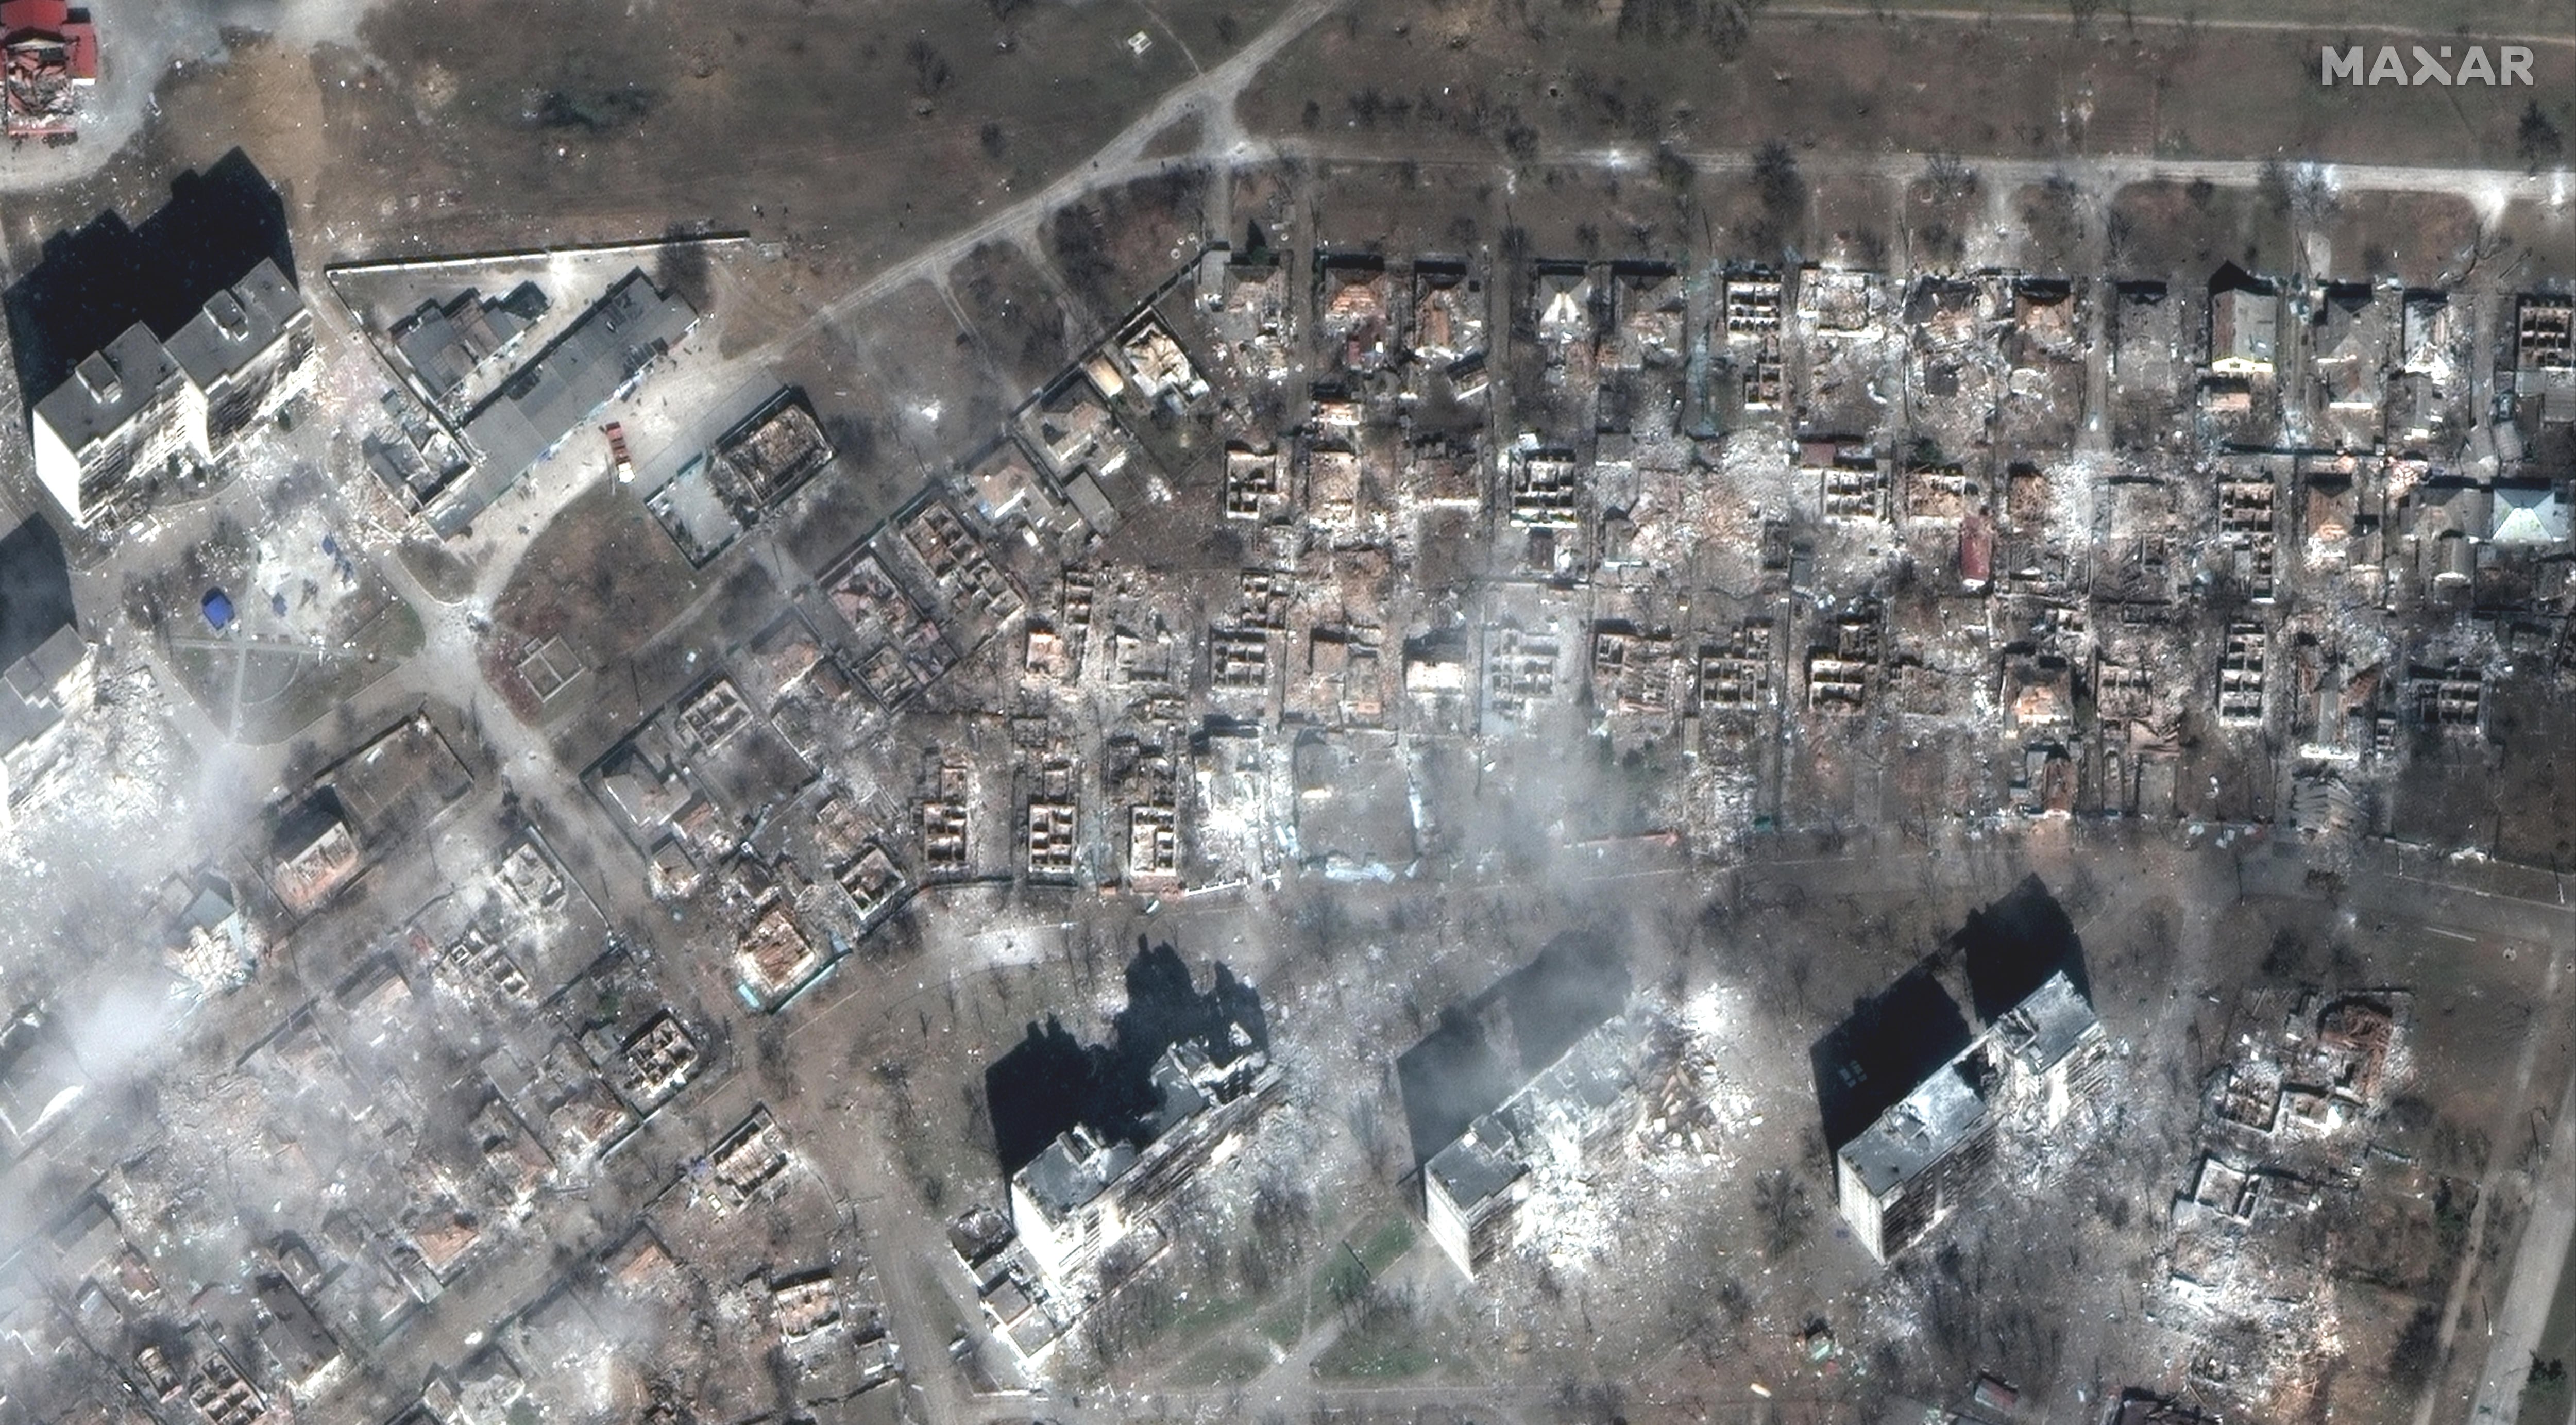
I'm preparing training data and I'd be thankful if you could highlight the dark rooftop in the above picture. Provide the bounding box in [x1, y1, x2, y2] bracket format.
[461, 269, 697, 487]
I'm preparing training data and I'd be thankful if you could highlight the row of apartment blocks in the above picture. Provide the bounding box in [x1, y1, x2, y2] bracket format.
[29, 258, 315, 529]
[24, 240, 700, 540]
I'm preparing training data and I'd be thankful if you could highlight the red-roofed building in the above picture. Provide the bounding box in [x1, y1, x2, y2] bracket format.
[0, 0, 95, 139]
[1959, 513, 1993, 590]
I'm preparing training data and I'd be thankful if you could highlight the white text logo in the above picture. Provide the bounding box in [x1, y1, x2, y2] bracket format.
[2322, 45, 2534, 85]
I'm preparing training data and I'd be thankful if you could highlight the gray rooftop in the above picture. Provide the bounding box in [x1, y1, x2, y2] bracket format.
[1425, 1112, 1523, 1213]
[2212, 288, 2279, 364]
[1991, 970, 2100, 1078]
[462, 270, 698, 485]
[0, 625, 82, 760]
[1, 624, 81, 703]
[1013, 1032, 1267, 1221]
[1837, 1055, 1990, 1199]
[393, 287, 531, 400]
[2493, 482, 2572, 545]
[1140, 1040, 1215, 1139]
[1425, 1011, 1648, 1214]
[1018, 1124, 1137, 1218]
[32, 322, 182, 452]
[163, 258, 307, 392]
[2313, 284, 2381, 362]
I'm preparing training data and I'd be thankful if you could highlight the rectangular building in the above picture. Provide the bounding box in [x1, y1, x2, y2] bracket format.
[29, 258, 312, 527]
[1009, 1034, 1279, 1288]
[1835, 969, 2104, 1262]
[1423, 1013, 1652, 1277]
[0, 624, 91, 827]
[30, 325, 199, 527]
[165, 257, 317, 451]
[461, 269, 698, 487]
[1834, 1053, 1995, 1262]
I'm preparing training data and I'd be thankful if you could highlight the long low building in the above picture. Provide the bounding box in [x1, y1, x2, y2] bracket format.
[460, 269, 698, 490]
[31, 257, 313, 528]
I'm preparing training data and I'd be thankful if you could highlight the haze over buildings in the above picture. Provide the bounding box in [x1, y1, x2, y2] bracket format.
[0, 7, 2568, 1424]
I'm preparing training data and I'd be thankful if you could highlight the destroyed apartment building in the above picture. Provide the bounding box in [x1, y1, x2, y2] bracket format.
[1007, 1029, 1282, 1292]
[1834, 970, 2107, 1262]
[0, 0, 94, 140]
[1422, 1012, 1656, 1277]
[0, 627, 86, 802]
[0, 481, 83, 829]
[11, 169, 2568, 1420]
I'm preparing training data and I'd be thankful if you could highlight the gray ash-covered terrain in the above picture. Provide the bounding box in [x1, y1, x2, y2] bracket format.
[2, 3, 2576, 1425]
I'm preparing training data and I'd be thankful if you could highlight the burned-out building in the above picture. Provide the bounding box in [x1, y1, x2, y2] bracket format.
[0, 0, 96, 138]
[1834, 1044, 1993, 1264]
[1008, 1032, 1281, 1288]
[1422, 1013, 1653, 1277]
[0, 623, 89, 827]
[1834, 969, 2107, 1262]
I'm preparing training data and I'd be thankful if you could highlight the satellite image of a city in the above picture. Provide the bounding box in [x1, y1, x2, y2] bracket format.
[1, 3, 2574, 1424]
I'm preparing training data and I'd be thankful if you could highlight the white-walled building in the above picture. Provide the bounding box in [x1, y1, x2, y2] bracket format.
[30, 257, 313, 528]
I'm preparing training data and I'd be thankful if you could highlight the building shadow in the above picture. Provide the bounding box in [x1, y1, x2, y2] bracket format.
[1393, 929, 1630, 1169]
[982, 939, 1266, 1178]
[4, 148, 293, 406]
[0, 515, 73, 668]
[1392, 1003, 1514, 1173]
[1954, 873, 2089, 1023]
[1808, 875, 2093, 1149]
[1808, 965, 1976, 1151]
[269, 786, 349, 860]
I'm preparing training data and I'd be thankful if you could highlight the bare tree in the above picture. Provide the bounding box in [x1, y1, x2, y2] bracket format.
[905, 38, 952, 100]
[2521, 102, 2564, 175]
[1754, 1167, 1814, 1256]
[1922, 152, 1979, 206]
[1753, 140, 1804, 220]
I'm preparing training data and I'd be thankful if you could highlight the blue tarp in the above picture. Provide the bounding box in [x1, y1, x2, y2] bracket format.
[201, 589, 234, 630]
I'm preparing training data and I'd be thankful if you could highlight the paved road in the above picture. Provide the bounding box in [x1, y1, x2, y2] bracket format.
[2472, 1046, 2576, 1425]
[753, 0, 1346, 364]
[1770, 1, 2576, 48]
[21, 0, 2576, 1417]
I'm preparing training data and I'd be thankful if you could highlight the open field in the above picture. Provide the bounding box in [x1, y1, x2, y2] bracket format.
[1237, 7, 2576, 171]
[0, 0, 1295, 279]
